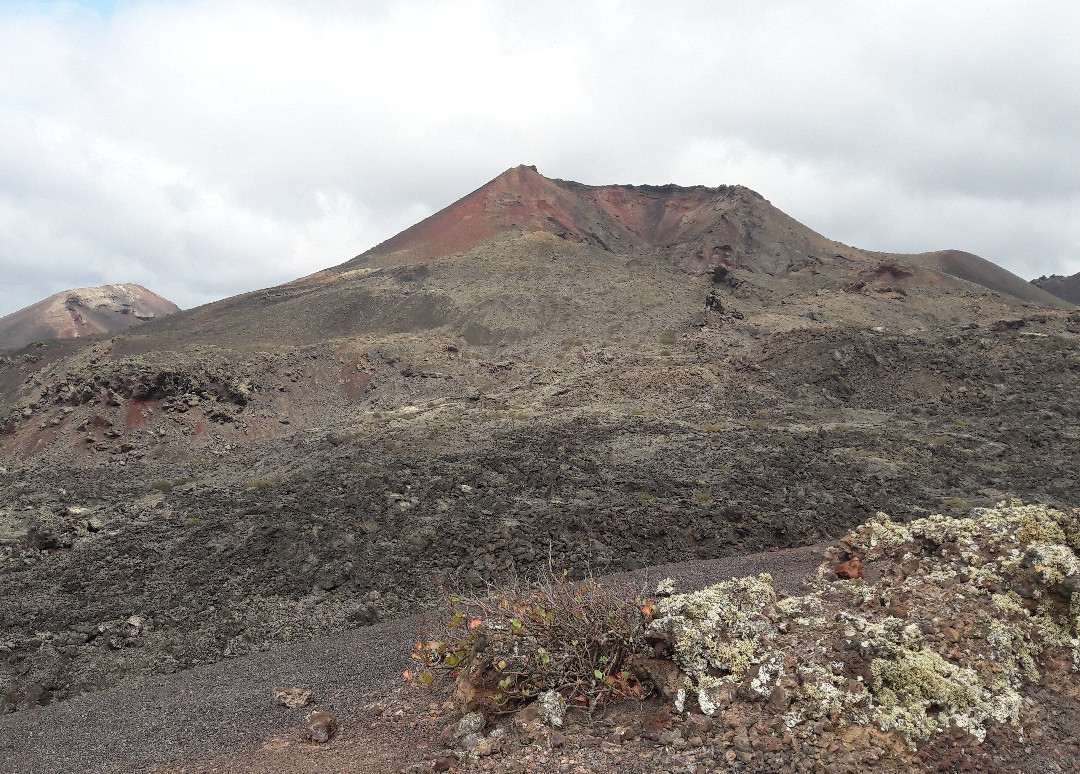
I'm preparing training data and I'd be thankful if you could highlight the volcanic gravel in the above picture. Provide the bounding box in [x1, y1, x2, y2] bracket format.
[0, 547, 822, 774]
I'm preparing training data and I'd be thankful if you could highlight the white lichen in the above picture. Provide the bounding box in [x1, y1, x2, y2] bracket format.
[645, 501, 1080, 747]
[649, 573, 775, 709]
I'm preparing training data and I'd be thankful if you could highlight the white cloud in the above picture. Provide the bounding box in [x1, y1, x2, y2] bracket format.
[0, 0, 1077, 315]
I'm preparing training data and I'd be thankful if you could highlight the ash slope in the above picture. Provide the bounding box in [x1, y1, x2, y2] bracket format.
[1, 167, 1079, 721]
[0, 283, 179, 352]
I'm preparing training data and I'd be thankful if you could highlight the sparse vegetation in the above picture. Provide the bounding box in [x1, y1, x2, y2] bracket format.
[406, 571, 649, 713]
[146, 477, 195, 492]
[243, 477, 280, 490]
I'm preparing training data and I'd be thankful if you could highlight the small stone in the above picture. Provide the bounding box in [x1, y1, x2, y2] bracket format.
[473, 736, 500, 756]
[304, 710, 337, 743]
[273, 686, 313, 709]
[433, 753, 457, 772]
[767, 686, 790, 711]
[834, 557, 864, 580]
[512, 704, 544, 741]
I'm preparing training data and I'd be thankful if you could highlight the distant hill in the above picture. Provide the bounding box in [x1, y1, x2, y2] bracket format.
[1032, 272, 1080, 305]
[0, 283, 179, 351]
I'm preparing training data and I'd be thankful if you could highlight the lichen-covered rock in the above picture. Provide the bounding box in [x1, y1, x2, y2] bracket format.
[536, 689, 566, 728]
[646, 573, 776, 715]
[450, 711, 486, 741]
[648, 500, 1080, 747]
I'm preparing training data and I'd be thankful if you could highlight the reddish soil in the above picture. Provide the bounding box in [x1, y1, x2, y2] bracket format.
[360, 165, 741, 264]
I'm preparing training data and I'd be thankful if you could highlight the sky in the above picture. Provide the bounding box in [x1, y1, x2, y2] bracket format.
[1, 0, 1078, 315]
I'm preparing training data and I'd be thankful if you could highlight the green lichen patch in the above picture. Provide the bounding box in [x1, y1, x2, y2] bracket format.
[870, 647, 988, 741]
[646, 574, 776, 713]
[648, 500, 1080, 749]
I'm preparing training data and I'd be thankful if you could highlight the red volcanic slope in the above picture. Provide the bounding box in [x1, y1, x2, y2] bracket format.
[0, 283, 179, 351]
[359, 164, 766, 264]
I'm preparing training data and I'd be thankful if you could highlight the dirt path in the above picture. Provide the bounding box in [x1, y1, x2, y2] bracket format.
[0, 546, 824, 774]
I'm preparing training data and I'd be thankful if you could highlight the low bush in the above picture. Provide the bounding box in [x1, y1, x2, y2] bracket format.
[406, 571, 650, 713]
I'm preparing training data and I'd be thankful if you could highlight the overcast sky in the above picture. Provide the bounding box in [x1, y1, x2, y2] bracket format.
[1, 0, 1078, 315]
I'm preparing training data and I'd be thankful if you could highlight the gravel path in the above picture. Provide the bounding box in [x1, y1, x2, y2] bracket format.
[0, 545, 824, 774]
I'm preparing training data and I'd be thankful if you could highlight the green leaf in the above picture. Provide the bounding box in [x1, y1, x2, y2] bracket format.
[594, 669, 604, 680]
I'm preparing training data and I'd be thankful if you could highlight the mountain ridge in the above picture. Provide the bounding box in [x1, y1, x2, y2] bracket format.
[1032, 271, 1080, 305]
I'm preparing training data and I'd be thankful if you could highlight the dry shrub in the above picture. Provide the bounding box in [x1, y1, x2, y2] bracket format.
[406, 571, 650, 713]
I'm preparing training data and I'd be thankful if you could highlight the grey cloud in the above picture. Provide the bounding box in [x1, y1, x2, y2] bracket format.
[0, 0, 1077, 317]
